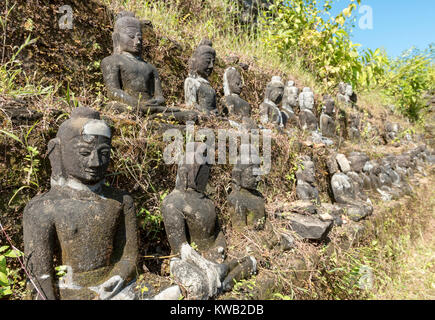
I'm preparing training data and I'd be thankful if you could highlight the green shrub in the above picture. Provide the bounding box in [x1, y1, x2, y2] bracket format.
[258, 0, 434, 121]
[259, 0, 368, 88]
[379, 45, 435, 121]
[0, 245, 25, 299]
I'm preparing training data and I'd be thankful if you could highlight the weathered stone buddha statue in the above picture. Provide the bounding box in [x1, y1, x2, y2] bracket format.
[383, 121, 400, 143]
[319, 95, 336, 137]
[184, 39, 218, 115]
[298, 87, 318, 131]
[161, 143, 256, 299]
[260, 76, 284, 126]
[299, 87, 315, 111]
[282, 81, 299, 110]
[337, 82, 357, 106]
[228, 146, 265, 230]
[222, 67, 251, 117]
[281, 81, 299, 127]
[101, 12, 194, 121]
[347, 112, 361, 140]
[331, 169, 373, 221]
[295, 156, 321, 205]
[23, 107, 138, 300]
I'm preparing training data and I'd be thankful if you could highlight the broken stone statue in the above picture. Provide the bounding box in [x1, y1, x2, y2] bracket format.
[331, 155, 373, 222]
[228, 145, 265, 230]
[383, 122, 400, 143]
[319, 95, 336, 137]
[23, 107, 180, 300]
[161, 143, 257, 299]
[280, 81, 300, 127]
[298, 87, 318, 131]
[337, 82, 357, 106]
[260, 76, 284, 126]
[222, 67, 251, 117]
[347, 112, 361, 140]
[274, 201, 335, 241]
[295, 155, 321, 205]
[185, 39, 218, 115]
[101, 12, 196, 122]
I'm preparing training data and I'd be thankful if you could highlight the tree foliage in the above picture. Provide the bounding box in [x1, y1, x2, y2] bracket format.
[258, 0, 434, 121]
[379, 45, 435, 121]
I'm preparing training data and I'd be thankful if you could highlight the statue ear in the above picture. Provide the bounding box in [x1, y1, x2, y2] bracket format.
[188, 56, 197, 75]
[47, 138, 63, 180]
[112, 33, 120, 53]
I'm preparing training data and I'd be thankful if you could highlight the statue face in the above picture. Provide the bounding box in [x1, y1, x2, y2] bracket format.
[305, 161, 315, 176]
[228, 72, 242, 95]
[196, 52, 215, 79]
[345, 84, 353, 97]
[289, 87, 298, 98]
[62, 135, 111, 184]
[269, 86, 284, 104]
[118, 23, 142, 55]
[338, 82, 346, 95]
[302, 92, 314, 107]
[324, 99, 335, 115]
[297, 160, 316, 183]
[240, 164, 260, 190]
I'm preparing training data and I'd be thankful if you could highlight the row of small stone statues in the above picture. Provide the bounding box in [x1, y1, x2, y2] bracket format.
[22, 8, 352, 302]
[22, 105, 432, 300]
[23, 106, 264, 300]
[288, 145, 432, 241]
[22, 11, 432, 301]
[101, 11, 355, 135]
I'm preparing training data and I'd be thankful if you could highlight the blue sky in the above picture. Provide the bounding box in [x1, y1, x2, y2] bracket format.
[322, 0, 435, 58]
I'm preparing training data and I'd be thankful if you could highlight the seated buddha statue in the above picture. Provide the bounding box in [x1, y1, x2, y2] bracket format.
[101, 12, 196, 122]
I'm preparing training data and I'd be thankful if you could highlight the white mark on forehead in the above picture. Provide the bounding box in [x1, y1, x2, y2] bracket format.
[82, 119, 111, 138]
[123, 24, 140, 30]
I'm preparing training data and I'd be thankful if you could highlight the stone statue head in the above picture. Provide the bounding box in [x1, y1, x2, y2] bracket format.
[322, 95, 335, 116]
[175, 142, 211, 193]
[223, 67, 243, 96]
[296, 156, 316, 184]
[300, 87, 314, 110]
[232, 145, 261, 190]
[338, 82, 353, 96]
[112, 11, 142, 55]
[189, 39, 216, 79]
[265, 76, 284, 105]
[338, 82, 346, 95]
[345, 84, 353, 96]
[47, 107, 112, 186]
[283, 81, 299, 106]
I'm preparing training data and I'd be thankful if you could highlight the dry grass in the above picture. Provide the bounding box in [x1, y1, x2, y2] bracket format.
[369, 175, 435, 300]
[303, 169, 435, 300]
[1, 0, 433, 300]
[101, 0, 319, 94]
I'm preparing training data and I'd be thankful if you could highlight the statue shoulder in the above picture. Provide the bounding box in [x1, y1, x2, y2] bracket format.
[184, 76, 200, 88]
[122, 192, 134, 210]
[161, 189, 185, 209]
[101, 55, 122, 69]
[23, 191, 58, 219]
[147, 62, 159, 72]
